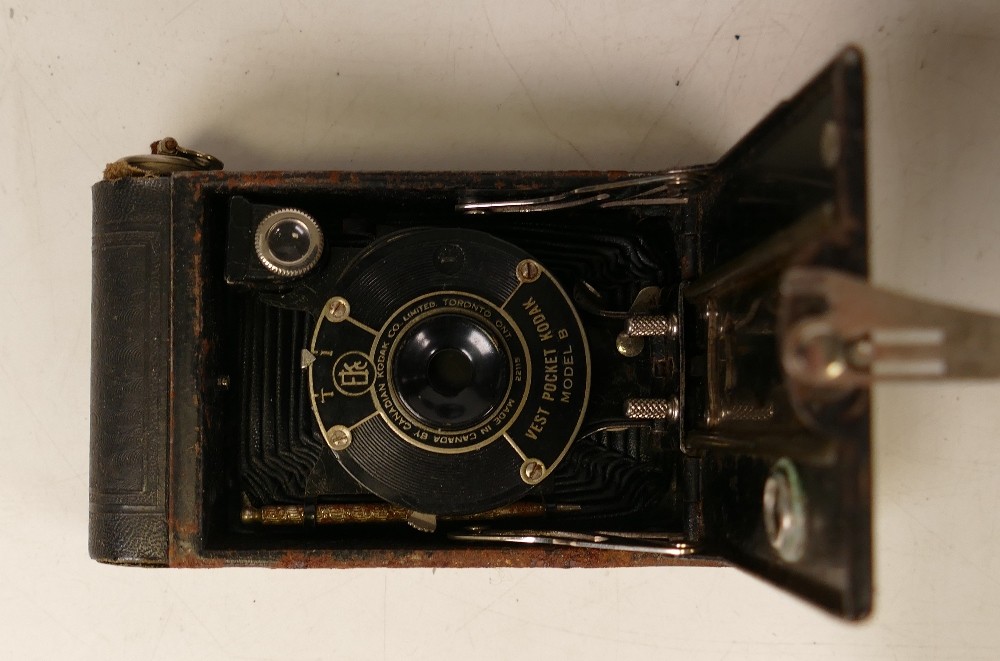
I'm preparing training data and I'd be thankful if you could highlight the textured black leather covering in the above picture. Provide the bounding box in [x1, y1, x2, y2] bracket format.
[90, 177, 171, 565]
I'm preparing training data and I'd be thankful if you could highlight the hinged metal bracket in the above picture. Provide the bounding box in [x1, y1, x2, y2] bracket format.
[780, 267, 1000, 389]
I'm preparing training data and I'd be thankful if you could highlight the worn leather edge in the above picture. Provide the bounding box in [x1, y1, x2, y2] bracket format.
[90, 177, 171, 566]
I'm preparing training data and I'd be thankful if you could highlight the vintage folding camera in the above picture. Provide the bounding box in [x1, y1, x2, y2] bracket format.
[91, 49, 885, 618]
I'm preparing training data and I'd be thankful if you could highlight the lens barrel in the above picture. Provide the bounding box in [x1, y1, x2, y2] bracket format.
[307, 228, 590, 515]
[393, 313, 510, 431]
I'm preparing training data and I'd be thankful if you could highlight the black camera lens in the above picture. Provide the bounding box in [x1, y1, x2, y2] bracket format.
[427, 348, 475, 396]
[393, 314, 509, 430]
[254, 209, 323, 277]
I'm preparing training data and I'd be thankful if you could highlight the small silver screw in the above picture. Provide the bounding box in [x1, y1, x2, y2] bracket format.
[516, 259, 541, 283]
[324, 296, 351, 323]
[216, 375, 231, 389]
[325, 425, 352, 451]
[520, 458, 546, 485]
[616, 331, 644, 358]
[763, 458, 807, 563]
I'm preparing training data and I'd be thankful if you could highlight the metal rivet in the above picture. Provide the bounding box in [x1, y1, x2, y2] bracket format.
[434, 243, 465, 275]
[847, 337, 874, 369]
[324, 296, 350, 323]
[616, 331, 644, 358]
[520, 458, 546, 485]
[516, 259, 541, 283]
[763, 458, 807, 563]
[325, 425, 352, 451]
[785, 319, 848, 384]
[159, 137, 179, 153]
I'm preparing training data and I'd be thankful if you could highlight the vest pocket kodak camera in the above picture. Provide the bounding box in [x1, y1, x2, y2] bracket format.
[92, 49, 873, 619]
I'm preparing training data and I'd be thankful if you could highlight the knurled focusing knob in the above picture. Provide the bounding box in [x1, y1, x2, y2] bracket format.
[254, 209, 324, 277]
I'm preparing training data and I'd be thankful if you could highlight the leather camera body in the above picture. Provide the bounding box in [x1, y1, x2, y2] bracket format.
[91, 49, 871, 619]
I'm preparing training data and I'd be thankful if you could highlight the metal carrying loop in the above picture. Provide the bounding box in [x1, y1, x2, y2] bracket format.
[105, 137, 223, 179]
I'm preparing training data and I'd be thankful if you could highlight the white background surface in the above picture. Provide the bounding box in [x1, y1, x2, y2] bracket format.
[2, 1, 1000, 659]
